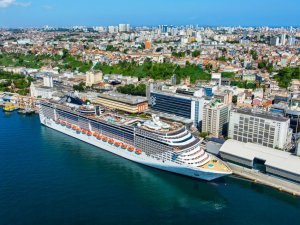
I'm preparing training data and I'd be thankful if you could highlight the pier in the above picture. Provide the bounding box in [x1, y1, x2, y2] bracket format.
[229, 163, 300, 197]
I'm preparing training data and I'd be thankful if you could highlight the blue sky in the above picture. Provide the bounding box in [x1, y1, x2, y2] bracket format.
[0, 0, 299, 27]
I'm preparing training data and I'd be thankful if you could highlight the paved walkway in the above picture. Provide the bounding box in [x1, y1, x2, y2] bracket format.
[228, 162, 300, 196]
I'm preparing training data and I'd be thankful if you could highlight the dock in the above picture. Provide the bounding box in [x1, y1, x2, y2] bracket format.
[228, 162, 300, 197]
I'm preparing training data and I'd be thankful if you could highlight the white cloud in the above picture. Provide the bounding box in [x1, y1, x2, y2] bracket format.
[14, 1, 31, 7]
[0, 0, 15, 8]
[0, 0, 31, 8]
[42, 5, 54, 11]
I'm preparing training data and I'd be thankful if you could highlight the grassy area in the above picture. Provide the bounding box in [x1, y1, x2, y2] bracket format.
[274, 67, 300, 88]
[0, 71, 34, 95]
[94, 61, 211, 83]
[0, 52, 92, 73]
[117, 84, 146, 96]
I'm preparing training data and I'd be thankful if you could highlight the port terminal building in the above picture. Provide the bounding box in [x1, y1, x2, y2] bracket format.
[219, 139, 300, 184]
[93, 92, 148, 114]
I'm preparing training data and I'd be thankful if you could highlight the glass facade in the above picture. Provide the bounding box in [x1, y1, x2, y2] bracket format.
[150, 93, 192, 119]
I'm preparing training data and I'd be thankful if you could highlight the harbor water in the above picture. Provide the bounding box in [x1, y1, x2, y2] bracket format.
[0, 110, 300, 225]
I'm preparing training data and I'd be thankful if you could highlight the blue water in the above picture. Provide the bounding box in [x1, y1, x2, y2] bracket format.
[0, 111, 300, 225]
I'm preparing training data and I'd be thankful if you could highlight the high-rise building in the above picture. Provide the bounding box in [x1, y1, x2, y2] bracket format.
[202, 100, 229, 137]
[159, 25, 168, 33]
[170, 74, 177, 86]
[144, 40, 152, 49]
[149, 91, 204, 128]
[288, 36, 296, 46]
[281, 33, 287, 45]
[43, 75, 53, 88]
[270, 37, 280, 46]
[108, 26, 118, 33]
[118, 24, 130, 32]
[86, 71, 103, 87]
[228, 108, 292, 150]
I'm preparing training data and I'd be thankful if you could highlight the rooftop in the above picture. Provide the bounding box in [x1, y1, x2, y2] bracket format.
[220, 139, 300, 176]
[97, 92, 148, 105]
[233, 108, 289, 122]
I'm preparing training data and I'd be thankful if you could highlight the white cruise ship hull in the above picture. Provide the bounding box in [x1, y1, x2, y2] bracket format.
[40, 115, 229, 181]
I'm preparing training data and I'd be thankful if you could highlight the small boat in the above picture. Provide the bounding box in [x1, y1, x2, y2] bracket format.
[108, 139, 114, 145]
[97, 135, 102, 140]
[127, 146, 134, 152]
[76, 128, 81, 134]
[18, 108, 35, 115]
[121, 144, 127, 149]
[114, 142, 121, 147]
[135, 149, 142, 155]
[102, 137, 108, 142]
[87, 131, 92, 136]
[3, 104, 17, 112]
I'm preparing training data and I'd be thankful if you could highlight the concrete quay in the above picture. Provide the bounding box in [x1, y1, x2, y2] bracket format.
[228, 162, 300, 197]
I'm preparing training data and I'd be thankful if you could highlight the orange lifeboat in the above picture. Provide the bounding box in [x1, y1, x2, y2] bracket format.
[87, 131, 92, 136]
[135, 149, 142, 155]
[97, 135, 102, 140]
[93, 132, 99, 137]
[127, 146, 134, 152]
[114, 142, 121, 147]
[121, 144, 127, 149]
[72, 125, 77, 130]
[108, 139, 114, 145]
[81, 129, 87, 134]
[102, 137, 108, 142]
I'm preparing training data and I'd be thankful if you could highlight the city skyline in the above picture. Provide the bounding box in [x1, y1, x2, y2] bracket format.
[0, 0, 300, 28]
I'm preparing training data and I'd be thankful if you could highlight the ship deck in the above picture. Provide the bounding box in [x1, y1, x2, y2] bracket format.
[200, 158, 232, 174]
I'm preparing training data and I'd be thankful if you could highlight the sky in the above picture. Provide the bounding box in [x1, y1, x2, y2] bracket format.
[0, 0, 299, 28]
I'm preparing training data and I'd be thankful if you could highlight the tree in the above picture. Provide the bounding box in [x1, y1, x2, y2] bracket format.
[232, 95, 238, 104]
[73, 82, 85, 92]
[192, 50, 200, 57]
[200, 132, 209, 138]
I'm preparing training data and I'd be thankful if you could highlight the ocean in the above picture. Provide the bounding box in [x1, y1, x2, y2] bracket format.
[0, 110, 299, 225]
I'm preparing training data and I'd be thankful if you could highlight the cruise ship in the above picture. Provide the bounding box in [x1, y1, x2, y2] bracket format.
[39, 95, 232, 181]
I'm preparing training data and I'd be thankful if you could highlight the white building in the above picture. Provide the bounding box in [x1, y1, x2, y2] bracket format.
[43, 76, 53, 88]
[118, 24, 130, 32]
[228, 108, 292, 150]
[86, 71, 103, 87]
[202, 100, 229, 137]
[30, 83, 56, 99]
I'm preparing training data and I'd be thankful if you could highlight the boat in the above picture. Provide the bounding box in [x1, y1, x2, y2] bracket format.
[38, 97, 232, 181]
[3, 104, 17, 112]
[18, 108, 35, 115]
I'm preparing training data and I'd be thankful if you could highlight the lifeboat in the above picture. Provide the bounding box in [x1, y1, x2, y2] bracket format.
[97, 135, 102, 140]
[108, 139, 114, 145]
[121, 144, 127, 149]
[135, 149, 142, 155]
[93, 132, 99, 137]
[61, 122, 66, 126]
[127, 146, 134, 152]
[76, 128, 81, 134]
[81, 129, 87, 134]
[114, 142, 121, 147]
[102, 137, 108, 142]
[87, 131, 92, 136]
[66, 123, 71, 129]
[55, 119, 60, 124]
[72, 125, 77, 130]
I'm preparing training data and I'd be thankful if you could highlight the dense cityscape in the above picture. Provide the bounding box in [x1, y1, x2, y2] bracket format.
[1, 1, 300, 224]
